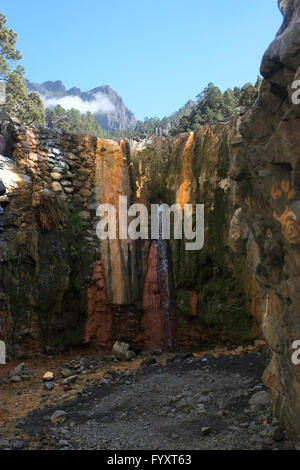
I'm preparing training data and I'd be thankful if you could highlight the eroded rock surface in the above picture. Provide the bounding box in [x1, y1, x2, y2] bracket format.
[0, 112, 261, 358]
[231, 0, 300, 443]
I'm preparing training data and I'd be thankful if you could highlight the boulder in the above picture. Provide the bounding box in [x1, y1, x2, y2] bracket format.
[9, 362, 25, 378]
[43, 371, 54, 382]
[112, 341, 136, 361]
[249, 391, 270, 407]
[44, 382, 55, 391]
[61, 368, 73, 378]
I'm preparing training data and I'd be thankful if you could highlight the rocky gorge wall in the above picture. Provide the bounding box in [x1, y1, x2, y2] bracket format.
[0, 110, 262, 358]
[130, 123, 262, 348]
[0, 0, 299, 443]
[231, 0, 300, 443]
[0, 112, 259, 354]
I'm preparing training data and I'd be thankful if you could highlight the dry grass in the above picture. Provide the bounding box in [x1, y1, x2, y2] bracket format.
[35, 190, 65, 231]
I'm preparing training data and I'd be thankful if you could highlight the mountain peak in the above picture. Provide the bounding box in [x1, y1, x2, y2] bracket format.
[41, 80, 66, 93]
[26, 80, 137, 132]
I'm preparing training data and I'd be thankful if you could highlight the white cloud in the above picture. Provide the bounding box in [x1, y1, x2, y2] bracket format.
[41, 92, 115, 115]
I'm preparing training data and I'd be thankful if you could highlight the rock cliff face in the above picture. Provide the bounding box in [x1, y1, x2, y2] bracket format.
[0, 0, 299, 444]
[231, 0, 300, 443]
[130, 125, 261, 348]
[0, 114, 261, 358]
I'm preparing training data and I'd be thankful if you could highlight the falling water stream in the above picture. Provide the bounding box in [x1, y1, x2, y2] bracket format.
[156, 204, 173, 348]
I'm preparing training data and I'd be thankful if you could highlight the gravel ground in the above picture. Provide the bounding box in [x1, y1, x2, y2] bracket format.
[3, 350, 294, 450]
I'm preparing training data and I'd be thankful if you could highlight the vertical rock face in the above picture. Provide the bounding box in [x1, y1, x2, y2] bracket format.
[0, 118, 99, 355]
[142, 242, 173, 351]
[176, 132, 196, 207]
[85, 260, 112, 349]
[142, 206, 176, 351]
[231, 0, 300, 442]
[131, 122, 262, 347]
[94, 138, 140, 306]
[0, 114, 261, 357]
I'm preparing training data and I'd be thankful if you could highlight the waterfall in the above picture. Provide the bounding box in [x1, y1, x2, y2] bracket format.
[156, 204, 173, 348]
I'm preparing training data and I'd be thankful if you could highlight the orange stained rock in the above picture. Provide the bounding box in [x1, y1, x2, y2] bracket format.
[94, 138, 136, 305]
[142, 242, 170, 351]
[85, 260, 112, 349]
[177, 133, 195, 208]
[188, 290, 198, 317]
[270, 180, 296, 201]
[274, 206, 300, 245]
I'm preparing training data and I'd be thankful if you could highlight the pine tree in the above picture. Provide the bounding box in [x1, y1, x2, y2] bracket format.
[223, 89, 237, 116]
[0, 13, 45, 125]
[0, 13, 21, 80]
[238, 78, 262, 108]
[5, 66, 45, 125]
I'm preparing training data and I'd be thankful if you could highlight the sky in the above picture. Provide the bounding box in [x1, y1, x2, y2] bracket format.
[1, 0, 282, 120]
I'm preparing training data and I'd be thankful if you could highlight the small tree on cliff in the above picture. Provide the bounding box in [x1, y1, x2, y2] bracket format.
[223, 88, 237, 116]
[238, 77, 262, 108]
[0, 13, 45, 125]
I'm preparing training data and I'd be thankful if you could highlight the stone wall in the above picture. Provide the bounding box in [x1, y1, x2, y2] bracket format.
[0, 118, 99, 356]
